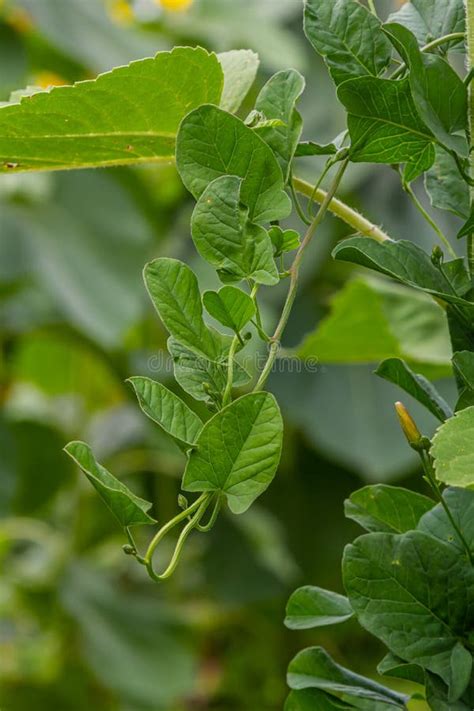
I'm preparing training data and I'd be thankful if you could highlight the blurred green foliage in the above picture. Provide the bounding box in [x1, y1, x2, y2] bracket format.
[0, 0, 462, 708]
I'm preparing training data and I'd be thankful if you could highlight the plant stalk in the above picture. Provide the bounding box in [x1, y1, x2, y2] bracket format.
[255, 159, 349, 391]
[292, 176, 391, 243]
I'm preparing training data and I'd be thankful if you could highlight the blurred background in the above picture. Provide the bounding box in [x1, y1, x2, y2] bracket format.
[0, 1, 462, 709]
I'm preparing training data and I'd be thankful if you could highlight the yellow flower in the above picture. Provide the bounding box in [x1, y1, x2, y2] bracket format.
[394, 402, 422, 448]
[107, 0, 133, 25]
[159, 0, 194, 12]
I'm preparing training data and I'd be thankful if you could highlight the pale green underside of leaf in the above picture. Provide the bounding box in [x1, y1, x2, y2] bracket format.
[375, 357, 453, 421]
[168, 338, 250, 405]
[338, 76, 435, 180]
[432, 406, 474, 488]
[144, 258, 229, 361]
[176, 104, 291, 224]
[388, 0, 466, 52]
[304, 0, 392, 85]
[64, 441, 156, 527]
[297, 278, 452, 373]
[191, 175, 279, 285]
[285, 586, 353, 630]
[287, 646, 407, 708]
[127, 376, 202, 450]
[182, 392, 283, 514]
[425, 146, 470, 219]
[285, 689, 351, 711]
[343, 530, 474, 686]
[217, 49, 260, 114]
[345, 484, 434, 534]
[0, 46, 224, 173]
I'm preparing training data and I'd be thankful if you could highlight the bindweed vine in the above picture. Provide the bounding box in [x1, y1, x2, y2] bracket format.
[2, 0, 474, 707]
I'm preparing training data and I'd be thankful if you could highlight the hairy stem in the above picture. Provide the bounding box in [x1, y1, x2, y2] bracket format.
[367, 0, 377, 15]
[293, 176, 391, 242]
[255, 159, 349, 391]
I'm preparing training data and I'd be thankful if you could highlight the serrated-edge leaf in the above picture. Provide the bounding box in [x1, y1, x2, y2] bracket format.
[0, 46, 224, 173]
[64, 441, 156, 527]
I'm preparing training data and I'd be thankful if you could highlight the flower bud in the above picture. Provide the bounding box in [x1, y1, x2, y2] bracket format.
[395, 402, 423, 449]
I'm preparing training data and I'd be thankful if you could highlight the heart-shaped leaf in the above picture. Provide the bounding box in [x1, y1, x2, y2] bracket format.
[64, 441, 156, 527]
[176, 104, 292, 224]
[191, 175, 279, 285]
[388, 0, 465, 53]
[304, 0, 392, 85]
[338, 76, 435, 181]
[345, 484, 434, 534]
[343, 530, 474, 686]
[203, 286, 256, 334]
[182, 392, 283, 514]
[127, 377, 202, 450]
[285, 586, 353, 630]
[432, 406, 474, 487]
[269, 226, 301, 257]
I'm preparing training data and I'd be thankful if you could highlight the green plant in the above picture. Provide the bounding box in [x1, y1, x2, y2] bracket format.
[2, 0, 474, 707]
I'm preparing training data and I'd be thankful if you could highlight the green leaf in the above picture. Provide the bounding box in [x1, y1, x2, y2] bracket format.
[426, 673, 472, 711]
[182, 392, 283, 514]
[449, 643, 472, 702]
[344, 484, 434, 534]
[304, 0, 392, 85]
[203, 286, 256, 334]
[343, 530, 474, 686]
[144, 258, 227, 361]
[285, 689, 352, 711]
[176, 104, 292, 224]
[254, 69, 305, 181]
[425, 146, 470, 219]
[432, 407, 474, 488]
[287, 646, 408, 708]
[0, 47, 223, 173]
[127, 376, 203, 450]
[375, 357, 453, 421]
[333, 237, 472, 309]
[388, 0, 466, 53]
[168, 338, 250, 406]
[64, 441, 156, 527]
[457, 205, 474, 240]
[191, 175, 279, 285]
[338, 77, 435, 181]
[298, 279, 401, 364]
[383, 23, 467, 157]
[377, 653, 424, 685]
[418, 487, 474, 555]
[218, 49, 259, 114]
[269, 226, 301, 257]
[453, 351, 474, 392]
[295, 132, 346, 158]
[285, 586, 353, 630]
[297, 278, 452, 372]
